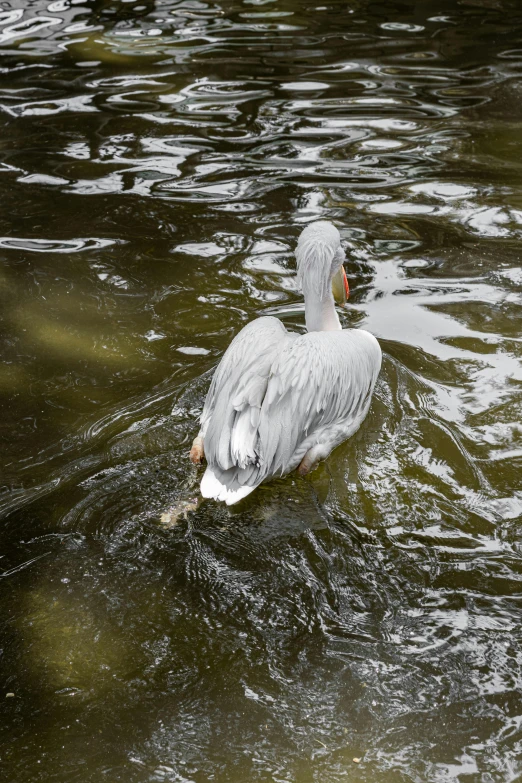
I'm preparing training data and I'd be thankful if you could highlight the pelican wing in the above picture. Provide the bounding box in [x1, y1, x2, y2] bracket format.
[201, 327, 381, 503]
[257, 329, 381, 478]
[201, 316, 295, 472]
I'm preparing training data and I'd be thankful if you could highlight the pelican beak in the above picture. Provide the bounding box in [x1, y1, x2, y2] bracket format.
[332, 265, 350, 305]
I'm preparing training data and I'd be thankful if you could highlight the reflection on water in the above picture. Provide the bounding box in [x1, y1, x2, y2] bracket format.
[2, 0, 522, 780]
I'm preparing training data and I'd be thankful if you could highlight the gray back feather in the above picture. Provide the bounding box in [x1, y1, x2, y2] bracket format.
[203, 327, 381, 493]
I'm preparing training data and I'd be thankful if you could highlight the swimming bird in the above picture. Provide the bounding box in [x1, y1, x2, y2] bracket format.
[190, 220, 381, 504]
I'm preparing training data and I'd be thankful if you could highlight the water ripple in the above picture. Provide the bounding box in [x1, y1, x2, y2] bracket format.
[2, 1, 522, 781]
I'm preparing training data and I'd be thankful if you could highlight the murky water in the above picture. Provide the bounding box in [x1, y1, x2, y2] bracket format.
[2, 0, 522, 780]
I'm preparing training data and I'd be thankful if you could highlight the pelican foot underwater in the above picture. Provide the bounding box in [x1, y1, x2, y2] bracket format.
[190, 220, 382, 505]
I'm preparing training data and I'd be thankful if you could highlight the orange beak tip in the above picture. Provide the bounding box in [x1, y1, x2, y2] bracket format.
[343, 267, 350, 300]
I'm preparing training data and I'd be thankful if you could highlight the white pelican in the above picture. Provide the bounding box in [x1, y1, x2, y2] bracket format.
[190, 221, 381, 504]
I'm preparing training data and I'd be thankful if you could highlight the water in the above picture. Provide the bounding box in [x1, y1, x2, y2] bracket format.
[2, 0, 522, 780]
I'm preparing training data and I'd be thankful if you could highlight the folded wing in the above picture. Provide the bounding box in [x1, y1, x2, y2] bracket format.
[257, 329, 381, 478]
[201, 316, 294, 472]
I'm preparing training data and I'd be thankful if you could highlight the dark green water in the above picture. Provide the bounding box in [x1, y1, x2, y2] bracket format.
[2, 0, 522, 780]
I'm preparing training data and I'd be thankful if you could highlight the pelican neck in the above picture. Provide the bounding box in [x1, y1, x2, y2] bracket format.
[304, 290, 342, 332]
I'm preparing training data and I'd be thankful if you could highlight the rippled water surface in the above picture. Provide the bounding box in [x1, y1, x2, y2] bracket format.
[3, 0, 522, 780]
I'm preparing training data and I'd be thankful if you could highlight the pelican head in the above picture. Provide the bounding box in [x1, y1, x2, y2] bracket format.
[295, 221, 350, 306]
